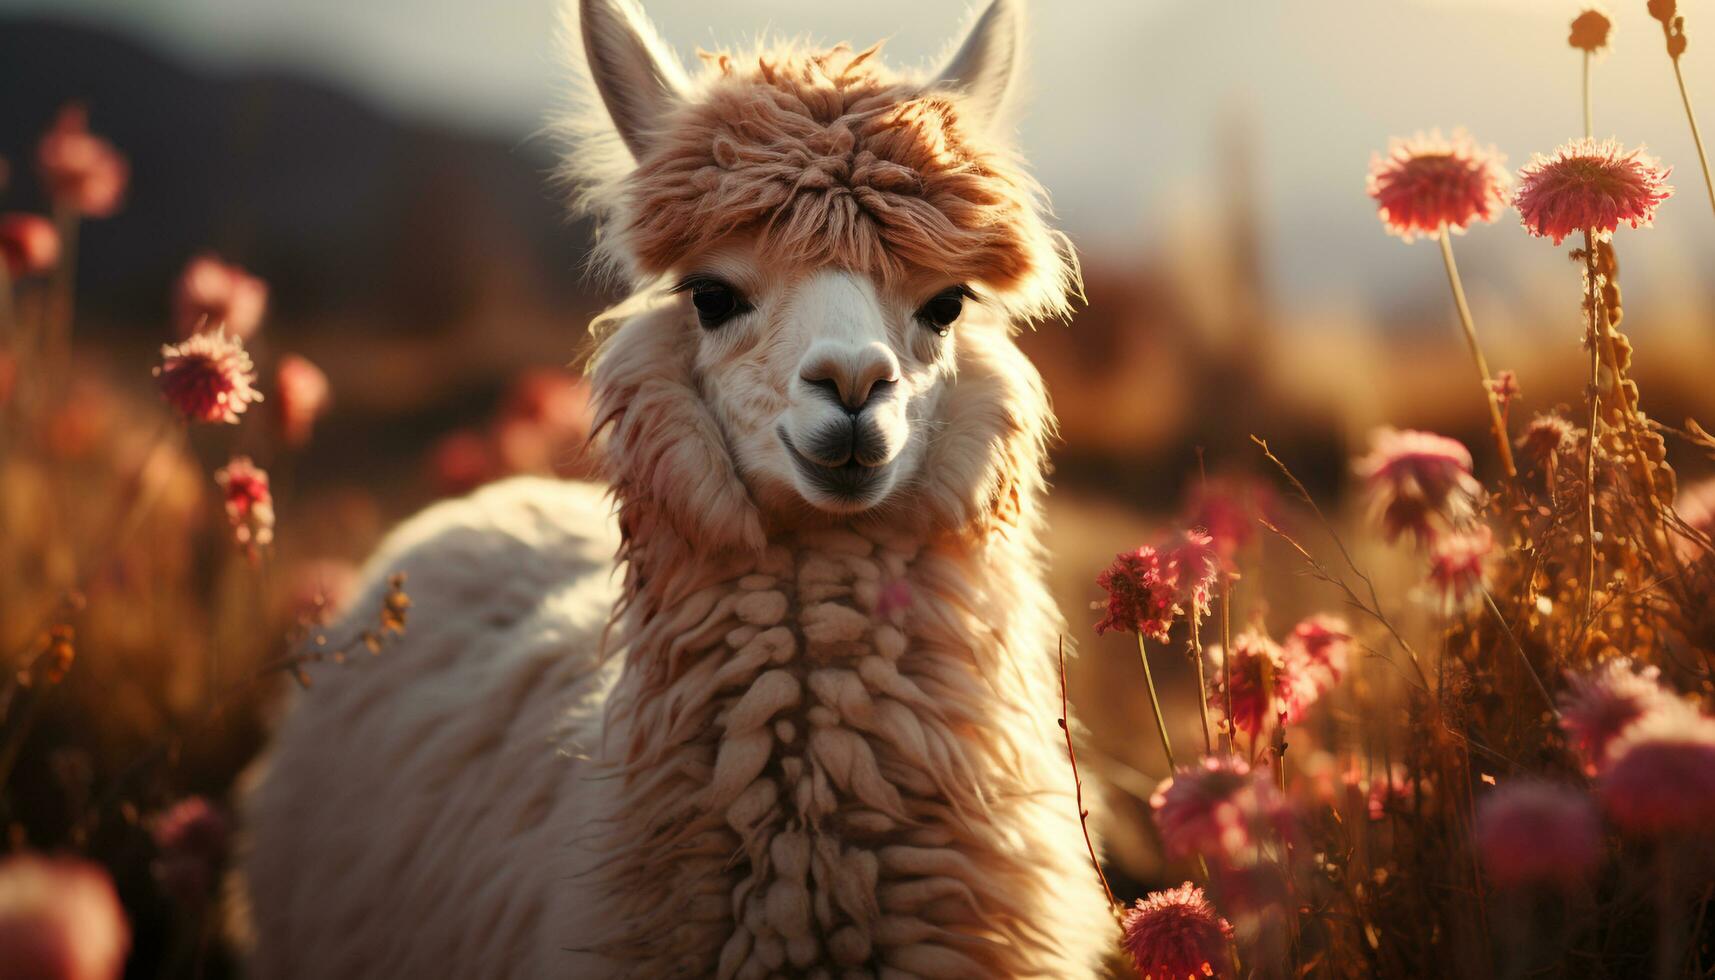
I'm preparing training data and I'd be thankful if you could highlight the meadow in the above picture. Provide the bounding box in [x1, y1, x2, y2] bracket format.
[5, 3, 1715, 978]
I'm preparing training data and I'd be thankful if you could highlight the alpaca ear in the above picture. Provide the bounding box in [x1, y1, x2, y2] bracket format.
[578, 0, 689, 161]
[930, 0, 1027, 134]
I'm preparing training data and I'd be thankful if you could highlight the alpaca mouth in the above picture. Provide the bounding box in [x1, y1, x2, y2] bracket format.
[779, 427, 888, 508]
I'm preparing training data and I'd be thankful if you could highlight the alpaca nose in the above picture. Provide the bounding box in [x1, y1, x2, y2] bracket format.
[799, 343, 900, 413]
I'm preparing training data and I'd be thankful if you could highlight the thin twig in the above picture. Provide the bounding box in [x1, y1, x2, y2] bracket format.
[1252, 436, 1432, 688]
[1478, 586, 1559, 719]
[1057, 636, 1119, 916]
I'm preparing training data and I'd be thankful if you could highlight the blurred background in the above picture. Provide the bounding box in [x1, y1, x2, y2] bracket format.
[4, 0, 1715, 970]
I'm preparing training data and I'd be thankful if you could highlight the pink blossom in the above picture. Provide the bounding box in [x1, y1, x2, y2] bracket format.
[173, 254, 268, 340]
[1167, 529, 1221, 620]
[1355, 427, 1482, 544]
[0, 853, 129, 980]
[1094, 546, 1180, 641]
[1427, 525, 1492, 612]
[150, 797, 231, 906]
[1121, 882, 1234, 980]
[1151, 755, 1294, 866]
[429, 429, 498, 496]
[36, 105, 128, 219]
[1598, 710, 1715, 835]
[215, 456, 275, 549]
[0, 213, 59, 278]
[1183, 477, 1271, 567]
[1368, 130, 1511, 242]
[1205, 629, 1288, 735]
[153, 329, 262, 424]
[1475, 782, 1602, 890]
[1283, 614, 1352, 694]
[1515, 139, 1673, 245]
[274, 354, 330, 448]
[1366, 763, 1430, 821]
[1488, 369, 1520, 407]
[1558, 658, 1682, 774]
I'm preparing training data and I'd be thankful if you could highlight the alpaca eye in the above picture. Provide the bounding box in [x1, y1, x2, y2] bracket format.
[680, 278, 749, 329]
[915, 287, 969, 336]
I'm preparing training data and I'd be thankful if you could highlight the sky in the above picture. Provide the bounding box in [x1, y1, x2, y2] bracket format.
[5, 0, 1714, 313]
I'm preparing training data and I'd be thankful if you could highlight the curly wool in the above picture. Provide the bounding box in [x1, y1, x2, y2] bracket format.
[561, 42, 1077, 325]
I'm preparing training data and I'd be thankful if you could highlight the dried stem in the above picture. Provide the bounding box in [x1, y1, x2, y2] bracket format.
[1057, 637, 1119, 916]
[1135, 633, 1176, 772]
[1252, 435, 1431, 688]
[1190, 614, 1213, 756]
[1478, 587, 1559, 720]
[1437, 225, 1516, 479]
[1221, 577, 1234, 755]
[1581, 230, 1602, 625]
[1670, 58, 1715, 224]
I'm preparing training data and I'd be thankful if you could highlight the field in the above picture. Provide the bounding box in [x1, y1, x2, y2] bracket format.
[5, 2, 1715, 978]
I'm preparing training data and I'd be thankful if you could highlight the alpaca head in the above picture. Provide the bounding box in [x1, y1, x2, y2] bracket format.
[564, 0, 1075, 555]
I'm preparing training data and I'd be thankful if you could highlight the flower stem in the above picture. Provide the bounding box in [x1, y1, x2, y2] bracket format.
[1135, 634, 1176, 772]
[1671, 58, 1715, 225]
[1437, 225, 1516, 480]
[1220, 578, 1234, 756]
[1190, 615, 1213, 756]
[1581, 230, 1602, 625]
[1583, 50, 1594, 140]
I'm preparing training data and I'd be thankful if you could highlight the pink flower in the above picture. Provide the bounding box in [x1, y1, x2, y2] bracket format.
[1167, 529, 1221, 620]
[150, 797, 231, 906]
[274, 354, 330, 448]
[0, 213, 59, 278]
[1426, 525, 1492, 612]
[1094, 546, 1180, 641]
[36, 105, 128, 219]
[1673, 477, 1715, 562]
[1558, 658, 1682, 774]
[1283, 614, 1352, 692]
[1598, 710, 1715, 835]
[1355, 427, 1482, 544]
[215, 456, 275, 549]
[494, 369, 597, 477]
[1488, 369, 1520, 407]
[1475, 782, 1602, 890]
[1205, 629, 1287, 735]
[1365, 763, 1430, 821]
[1121, 882, 1234, 980]
[1183, 478, 1270, 568]
[0, 854, 129, 980]
[173, 254, 268, 339]
[153, 328, 262, 424]
[1515, 139, 1673, 245]
[1368, 130, 1511, 242]
[429, 429, 498, 496]
[1151, 755, 1294, 865]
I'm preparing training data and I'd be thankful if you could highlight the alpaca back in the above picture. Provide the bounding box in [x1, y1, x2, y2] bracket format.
[237, 478, 624, 978]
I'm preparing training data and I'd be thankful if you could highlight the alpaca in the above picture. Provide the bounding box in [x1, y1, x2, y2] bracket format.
[237, 0, 1114, 975]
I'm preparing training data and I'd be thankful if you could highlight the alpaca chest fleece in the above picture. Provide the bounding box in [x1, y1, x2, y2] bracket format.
[587, 523, 1110, 977]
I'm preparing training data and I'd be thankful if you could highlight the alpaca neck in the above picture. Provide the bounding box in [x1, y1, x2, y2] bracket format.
[591, 519, 1067, 975]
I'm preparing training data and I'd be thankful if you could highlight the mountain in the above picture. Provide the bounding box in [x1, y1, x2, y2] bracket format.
[0, 15, 598, 332]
